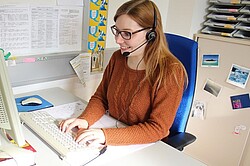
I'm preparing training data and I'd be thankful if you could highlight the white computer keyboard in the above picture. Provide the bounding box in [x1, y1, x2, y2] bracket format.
[19, 102, 105, 165]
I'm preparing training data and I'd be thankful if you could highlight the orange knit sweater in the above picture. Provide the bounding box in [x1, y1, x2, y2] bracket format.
[79, 50, 185, 146]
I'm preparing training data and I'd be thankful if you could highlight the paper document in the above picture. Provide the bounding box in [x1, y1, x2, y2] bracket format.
[70, 53, 91, 85]
[57, 0, 84, 6]
[43, 101, 85, 120]
[0, 5, 83, 56]
[43, 101, 124, 128]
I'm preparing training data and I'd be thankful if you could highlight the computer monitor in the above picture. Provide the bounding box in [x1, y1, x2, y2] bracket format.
[0, 51, 26, 147]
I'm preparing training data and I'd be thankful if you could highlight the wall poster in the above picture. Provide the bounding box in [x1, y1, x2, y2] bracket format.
[88, 0, 108, 72]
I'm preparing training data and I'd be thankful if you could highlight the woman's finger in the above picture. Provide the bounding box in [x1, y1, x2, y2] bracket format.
[75, 131, 95, 145]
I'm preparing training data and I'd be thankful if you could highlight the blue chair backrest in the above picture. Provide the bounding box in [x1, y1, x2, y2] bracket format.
[165, 33, 198, 135]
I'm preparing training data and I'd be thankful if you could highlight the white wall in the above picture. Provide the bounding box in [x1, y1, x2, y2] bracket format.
[189, 0, 209, 38]
[165, 0, 208, 39]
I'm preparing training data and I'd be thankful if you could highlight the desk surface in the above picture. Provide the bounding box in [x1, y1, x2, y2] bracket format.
[102, 141, 205, 166]
[14, 87, 205, 166]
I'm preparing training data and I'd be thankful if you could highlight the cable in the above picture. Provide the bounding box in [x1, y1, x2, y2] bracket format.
[82, 146, 107, 166]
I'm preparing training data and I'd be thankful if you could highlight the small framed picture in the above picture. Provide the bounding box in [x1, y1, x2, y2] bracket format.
[91, 50, 104, 72]
[203, 79, 222, 97]
[202, 54, 219, 67]
[226, 64, 250, 89]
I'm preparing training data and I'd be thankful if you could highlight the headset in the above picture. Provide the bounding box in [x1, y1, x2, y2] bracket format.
[146, 1, 157, 41]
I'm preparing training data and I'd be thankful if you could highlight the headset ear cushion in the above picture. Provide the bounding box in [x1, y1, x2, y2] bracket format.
[146, 30, 156, 41]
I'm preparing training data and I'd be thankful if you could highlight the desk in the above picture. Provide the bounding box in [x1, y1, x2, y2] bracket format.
[102, 141, 205, 166]
[14, 87, 206, 166]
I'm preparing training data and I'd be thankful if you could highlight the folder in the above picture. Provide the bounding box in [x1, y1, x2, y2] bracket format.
[15, 95, 53, 112]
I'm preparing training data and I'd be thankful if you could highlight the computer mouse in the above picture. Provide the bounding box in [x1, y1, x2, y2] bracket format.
[21, 97, 42, 106]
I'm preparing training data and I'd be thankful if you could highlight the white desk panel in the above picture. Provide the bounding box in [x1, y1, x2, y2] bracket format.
[101, 141, 206, 166]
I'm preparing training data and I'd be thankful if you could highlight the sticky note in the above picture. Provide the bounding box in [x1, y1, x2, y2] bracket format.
[23, 58, 36, 63]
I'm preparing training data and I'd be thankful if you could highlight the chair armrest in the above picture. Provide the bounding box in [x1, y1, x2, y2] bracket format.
[161, 132, 196, 151]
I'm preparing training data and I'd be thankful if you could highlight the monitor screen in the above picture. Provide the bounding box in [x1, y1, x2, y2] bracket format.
[0, 51, 26, 147]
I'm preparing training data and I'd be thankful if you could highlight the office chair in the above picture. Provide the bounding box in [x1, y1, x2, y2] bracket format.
[161, 33, 198, 151]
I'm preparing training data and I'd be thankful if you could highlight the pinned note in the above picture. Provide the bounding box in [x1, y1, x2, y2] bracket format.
[70, 53, 91, 85]
[6, 60, 16, 66]
[191, 100, 206, 120]
[233, 125, 247, 135]
[23, 57, 36, 63]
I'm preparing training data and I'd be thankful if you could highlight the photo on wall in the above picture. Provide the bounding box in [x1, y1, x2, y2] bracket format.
[201, 54, 219, 67]
[230, 93, 250, 110]
[226, 64, 250, 89]
[191, 100, 206, 120]
[203, 79, 222, 97]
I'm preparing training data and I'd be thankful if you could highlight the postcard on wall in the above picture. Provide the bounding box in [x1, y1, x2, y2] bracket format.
[70, 53, 91, 85]
[91, 51, 104, 72]
[201, 54, 219, 67]
[226, 64, 250, 89]
[203, 79, 222, 97]
[230, 93, 250, 110]
[191, 100, 206, 120]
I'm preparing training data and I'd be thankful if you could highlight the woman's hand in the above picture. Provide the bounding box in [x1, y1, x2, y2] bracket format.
[75, 128, 106, 147]
[59, 118, 88, 133]
[59, 118, 106, 146]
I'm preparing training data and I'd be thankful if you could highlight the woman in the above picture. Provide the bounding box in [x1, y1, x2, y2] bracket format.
[60, 0, 187, 146]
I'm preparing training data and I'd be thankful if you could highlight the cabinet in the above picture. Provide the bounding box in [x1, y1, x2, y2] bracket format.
[184, 34, 250, 166]
[201, 0, 250, 40]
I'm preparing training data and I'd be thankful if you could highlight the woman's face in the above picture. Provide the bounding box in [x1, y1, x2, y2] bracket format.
[113, 14, 148, 57]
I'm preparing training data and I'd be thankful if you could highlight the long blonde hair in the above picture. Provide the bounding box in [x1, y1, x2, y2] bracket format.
[114, 0, 187, 89]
